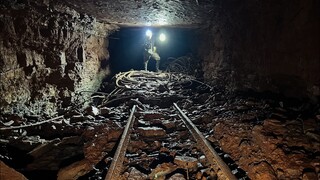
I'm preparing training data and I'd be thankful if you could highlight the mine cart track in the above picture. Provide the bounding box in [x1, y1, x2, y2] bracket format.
[105, 105, 137, 180]
[105, 104, 237, 180]
[173, 103, 237, 180]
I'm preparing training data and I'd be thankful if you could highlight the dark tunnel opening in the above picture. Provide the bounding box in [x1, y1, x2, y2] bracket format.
[108, 27, 199, 74]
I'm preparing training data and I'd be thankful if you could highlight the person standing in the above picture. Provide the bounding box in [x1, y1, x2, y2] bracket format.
[144, 30, 161, 71]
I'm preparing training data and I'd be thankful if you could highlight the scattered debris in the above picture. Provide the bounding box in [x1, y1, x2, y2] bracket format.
[0, 70, 319, 179]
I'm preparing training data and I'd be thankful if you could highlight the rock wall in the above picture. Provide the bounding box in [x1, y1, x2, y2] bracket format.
[200, 0, 320, 101]
[0, 0, 118, 116]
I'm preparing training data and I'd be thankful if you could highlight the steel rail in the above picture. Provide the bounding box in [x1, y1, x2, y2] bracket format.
[105, 105, 137, 180]
[173, 103, 237, 180]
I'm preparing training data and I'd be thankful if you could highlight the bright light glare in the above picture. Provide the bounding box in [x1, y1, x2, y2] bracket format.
[146, 30, 152, 38]
[159, 33, 166, 42]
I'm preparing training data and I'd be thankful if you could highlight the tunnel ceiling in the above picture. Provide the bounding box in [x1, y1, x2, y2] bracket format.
[62, 0, 215, 27]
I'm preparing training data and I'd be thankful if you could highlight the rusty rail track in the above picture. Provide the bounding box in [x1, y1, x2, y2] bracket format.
[173, 103, 237, 180]
[105, 105, 137, 180]
[105, 103, 237, 180]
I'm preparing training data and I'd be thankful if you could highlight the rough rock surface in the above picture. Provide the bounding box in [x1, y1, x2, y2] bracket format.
[0, 0, 118, 116]
[63, 0, 215, 26]
[211, 115, 320, 179]
[200, 0, 320, 101]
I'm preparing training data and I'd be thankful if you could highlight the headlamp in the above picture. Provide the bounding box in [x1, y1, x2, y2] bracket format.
[146, 30, 152, 39]
[159, 33, 166, 42]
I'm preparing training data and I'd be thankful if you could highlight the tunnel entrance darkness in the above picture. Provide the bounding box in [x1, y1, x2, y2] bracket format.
[108, 27, 199, 74]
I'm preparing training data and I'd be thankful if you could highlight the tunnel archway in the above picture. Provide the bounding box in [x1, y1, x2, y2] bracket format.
[108, 27, 199, 74]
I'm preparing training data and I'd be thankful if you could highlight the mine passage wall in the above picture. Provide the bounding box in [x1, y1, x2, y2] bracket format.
[0, 0, 118, 115]
[200, 0, 320, 101]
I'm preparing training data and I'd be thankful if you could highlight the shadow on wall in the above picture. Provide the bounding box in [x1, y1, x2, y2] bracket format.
[199, 0, 320, 102]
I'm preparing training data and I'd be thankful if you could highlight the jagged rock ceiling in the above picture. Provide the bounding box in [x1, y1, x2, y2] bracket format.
[62, 0, 215, 27]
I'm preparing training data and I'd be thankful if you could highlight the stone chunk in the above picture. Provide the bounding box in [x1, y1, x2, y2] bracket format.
[27, 137, 83, 170]
[85, 106, 99, 116]
[137, 127, 166, 138]
[70, 114, 86, 123]
[127, 140, 148, 153]
[57, 159, 92, 180]
[99, 107, 110, 115]
[127, 167, 148, 180]
[174, 155, 198, 170]
[83, 129, 122, 164]
[141, 112, 165, 120]
[162, 120, 176, 130]
[0, 160, 27, 180]
[149, 163, 177, 180]
[199, 155, 209, 166]
[168, 173, 186, 180]
[302, 171, 318, 180]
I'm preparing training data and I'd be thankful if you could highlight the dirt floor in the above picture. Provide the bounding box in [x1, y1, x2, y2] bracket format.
[0, 70, 319, 180]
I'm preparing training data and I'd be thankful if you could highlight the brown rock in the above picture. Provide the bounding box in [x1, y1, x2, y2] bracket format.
[162, 120, 176, 130]
[150, 141, 162, 151]
[199, 155, 209, 167]
[196, 171, 203, 179]
[168, 173, 186, 180]
[0, 161, 27, 180]
[174, 155, 198, 170]
[302, 171, 318, 180]
[57, 159, 92, 180]
[250, 161, 277, 180]
[137, 127, 166, 138]
[84, 140, 116, 164]
[141, 112, 165, 120]
[149, 163, 177, 180]
[83, 127, 122, 164]
[127, 167, 147, 180]
[127, 140, 148, 153]
[176, 130, 189, 140]
[100, 107, 110, 115]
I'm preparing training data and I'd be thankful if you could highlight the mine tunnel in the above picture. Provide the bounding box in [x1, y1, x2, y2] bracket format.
[0, 0, 319, 180]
